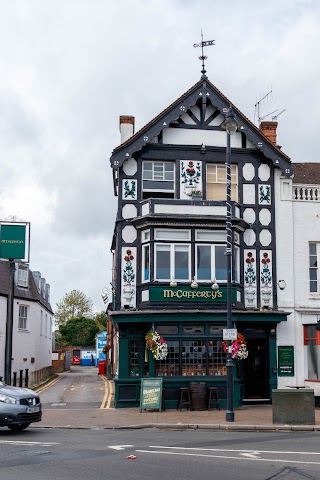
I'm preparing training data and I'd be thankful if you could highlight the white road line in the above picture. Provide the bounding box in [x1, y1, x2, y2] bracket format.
[136, 450, 320, 466]
[0, 440, 60, 446]
[108, 445, 133, 450]
[149, 446, 320, 456]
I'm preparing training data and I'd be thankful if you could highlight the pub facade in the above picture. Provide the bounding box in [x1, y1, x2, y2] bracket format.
[109, 72, 292, 408]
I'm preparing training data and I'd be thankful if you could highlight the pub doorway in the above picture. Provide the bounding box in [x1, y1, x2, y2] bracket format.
[241, 329, 270, 403]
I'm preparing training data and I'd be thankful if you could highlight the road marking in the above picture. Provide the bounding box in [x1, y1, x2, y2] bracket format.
[106, 381, 114, 409]
[149, 446, 320, 456]
[100, 376, 109, 409]
[109, 445, 133, 451]
[0, 440, 60, 447]
[136, 449, 320, 465]
[36, 375, 61, 394]
[240, 453, 260, 459]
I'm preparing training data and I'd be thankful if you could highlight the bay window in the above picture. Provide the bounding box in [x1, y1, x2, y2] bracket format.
[155, 244, 190, 281]
[196, 244, 227, 281]
[142, 244, 150, 282]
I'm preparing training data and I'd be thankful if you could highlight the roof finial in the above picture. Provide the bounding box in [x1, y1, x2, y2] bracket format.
[193, 30, 215, 78]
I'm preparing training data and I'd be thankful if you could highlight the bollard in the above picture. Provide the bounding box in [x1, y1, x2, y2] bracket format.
[13, 372, 17, 386]
[19, 370, 23, 387]
[25, 369, 29, 388]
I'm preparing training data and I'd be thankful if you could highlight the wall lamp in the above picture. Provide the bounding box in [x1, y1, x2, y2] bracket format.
[191, 277, 198, 288]
[170, 278, 177, 287]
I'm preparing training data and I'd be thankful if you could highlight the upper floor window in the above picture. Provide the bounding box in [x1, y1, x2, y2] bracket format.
[155, 244, 190, 281]
[142, 244, 150, 282]
[142, 161, 175, 199]
[17, 265, 28, 287]
[206, 164, 238, 201]
[309, 243, 318, 293]
[155, 229, 190, 241]
[18, 305, 28, 330]
[196, 244, 227, 281]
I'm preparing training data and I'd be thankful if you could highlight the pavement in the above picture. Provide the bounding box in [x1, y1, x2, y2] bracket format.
[35, 379, 320, 432]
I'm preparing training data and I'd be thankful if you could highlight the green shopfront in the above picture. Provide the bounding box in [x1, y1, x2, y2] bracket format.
[112, 286, 288, 409]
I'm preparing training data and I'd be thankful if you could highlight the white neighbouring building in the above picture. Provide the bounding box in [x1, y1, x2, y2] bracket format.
[276, 163, 320, 399]
[0, 260, 53, 385]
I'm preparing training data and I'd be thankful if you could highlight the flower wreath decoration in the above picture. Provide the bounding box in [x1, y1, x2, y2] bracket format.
[222, 333, 249, 361]
[145, 329, 168, 360]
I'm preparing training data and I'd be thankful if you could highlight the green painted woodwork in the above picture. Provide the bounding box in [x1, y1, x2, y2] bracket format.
[0, 224, 26, 259]
[149, 286, 236, 303]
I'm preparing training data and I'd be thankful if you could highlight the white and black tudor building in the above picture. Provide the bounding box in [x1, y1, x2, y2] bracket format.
[109, 73, 294, 409]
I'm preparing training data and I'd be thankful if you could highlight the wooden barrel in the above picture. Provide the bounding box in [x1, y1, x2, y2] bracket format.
[189, 382, 207, 410]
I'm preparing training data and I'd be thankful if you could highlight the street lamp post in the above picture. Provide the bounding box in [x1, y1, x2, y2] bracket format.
[222, 106, 239, 422]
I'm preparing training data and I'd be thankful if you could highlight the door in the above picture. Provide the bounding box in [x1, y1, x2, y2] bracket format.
[243, 339, 269, 399]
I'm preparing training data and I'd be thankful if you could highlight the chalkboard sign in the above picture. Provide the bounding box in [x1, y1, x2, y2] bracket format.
[278, 346, 294, 376]
[140, 378, 163, 412]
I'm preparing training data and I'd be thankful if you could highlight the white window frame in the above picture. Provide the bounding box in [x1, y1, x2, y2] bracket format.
[141, 229, 150, 243]
[309, 242, 319, 294]
[142, 161, 175, 192]
[196, 243, 240, 283]
[142, 243, 150, 283]
[45, 313, 48, 337]
[195, 230, 226, 241]
[155, 243, 191, 281]
[206, 164, 238, 201]
[49, 318, 52, 339]
[18, 305, 28, 331]
[17, 265, 28, 287]
[155, 229, 191, 241]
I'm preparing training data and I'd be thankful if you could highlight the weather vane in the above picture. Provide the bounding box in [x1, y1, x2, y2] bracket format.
[193, 30, 215, 77]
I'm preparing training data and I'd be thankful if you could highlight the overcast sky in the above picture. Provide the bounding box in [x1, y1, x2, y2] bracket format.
[0, 0, 319, 313]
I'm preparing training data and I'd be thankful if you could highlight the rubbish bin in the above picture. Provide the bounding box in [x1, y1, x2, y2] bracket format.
[98, 360, 106, 375]
[190, 382, 207, 411]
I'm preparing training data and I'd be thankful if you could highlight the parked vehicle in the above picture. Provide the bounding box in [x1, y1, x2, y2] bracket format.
[0, 382, 42, 431]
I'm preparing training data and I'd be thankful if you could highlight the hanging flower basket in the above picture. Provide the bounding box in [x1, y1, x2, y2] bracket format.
[145, 330, 168, 360]
[222, 333, 249, 360]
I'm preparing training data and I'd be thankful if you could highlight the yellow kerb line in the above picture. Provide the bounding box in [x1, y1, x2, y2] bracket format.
[100, 376, 109, 409]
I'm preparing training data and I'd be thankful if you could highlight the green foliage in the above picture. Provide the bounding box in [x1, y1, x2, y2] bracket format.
[93, 311, 108, 331]
[55, 289, 93, 325]
[57, 317, 99, 347]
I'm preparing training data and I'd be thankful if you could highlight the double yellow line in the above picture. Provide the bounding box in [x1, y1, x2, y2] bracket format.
[100, 377, 114, 409]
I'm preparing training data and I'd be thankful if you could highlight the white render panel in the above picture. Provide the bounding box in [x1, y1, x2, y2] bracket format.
[162, 127, 242, 148]
[154, 204, 227, 216]
[208, 112, 225, 126]
[242, 163, 255, 181]
[243, 184, 256, 204]
[123, 158, 137, 176]
[121, 247, 137, 308]
[244, 249, 257, 308]
[259, 229, 272, 246]
[122, 225, 137, 243]
[190, 105, 201, 120]
[122, 204, 137, 219]
[141, 290, 149, 302]
[259, 208, 271, 225]
[260, 250, 273, 307]
[243, 208, 256, 224]
[243, 228, 256, 246]
[142, 202, 150, 215]
[204, 104, 215, 121]
[180, 112, 197, 125]
[258, 164, 270, 181]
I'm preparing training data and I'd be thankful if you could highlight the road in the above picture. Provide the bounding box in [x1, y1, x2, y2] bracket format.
[1, 366, 319, 479]
[37, 365, 111, 409]
[1, 428, 320, 479]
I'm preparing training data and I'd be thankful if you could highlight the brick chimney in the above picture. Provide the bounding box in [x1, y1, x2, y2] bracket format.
[259, 121, 278, 146]
[119, 115, 135, 144]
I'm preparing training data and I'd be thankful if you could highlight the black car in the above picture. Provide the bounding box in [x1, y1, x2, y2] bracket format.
[0, 382, 42, 431]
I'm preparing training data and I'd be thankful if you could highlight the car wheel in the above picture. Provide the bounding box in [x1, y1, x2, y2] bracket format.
[8, 424, 30, 431]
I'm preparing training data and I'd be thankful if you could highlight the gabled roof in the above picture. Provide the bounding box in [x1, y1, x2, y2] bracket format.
[110, 76, 292, 177]
[0, 261, 53, 313]
[293, 163, 320, 185]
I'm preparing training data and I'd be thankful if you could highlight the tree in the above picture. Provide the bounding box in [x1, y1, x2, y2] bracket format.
[93, 311, 108, 331]
[57, 317, 99, 346]
[55, 289, 93, 325]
